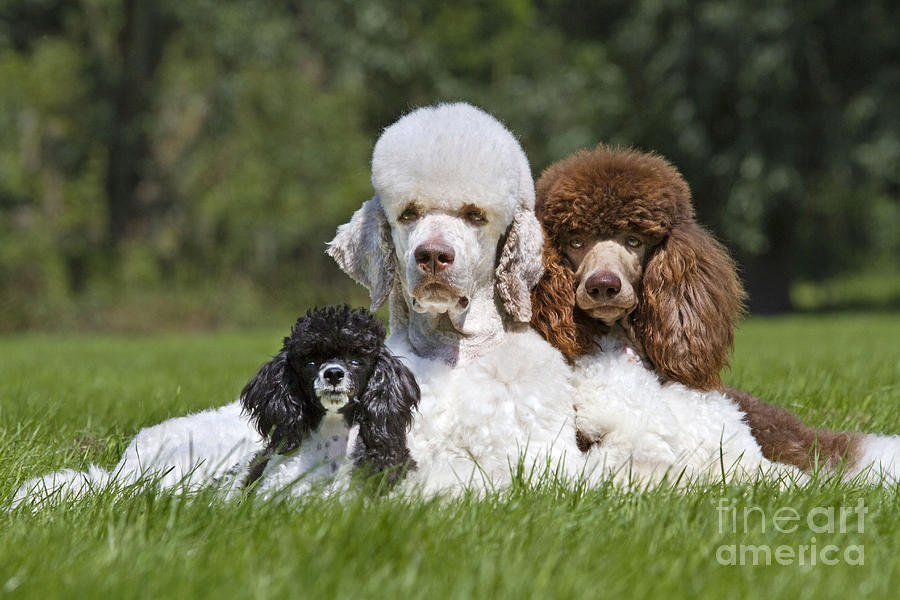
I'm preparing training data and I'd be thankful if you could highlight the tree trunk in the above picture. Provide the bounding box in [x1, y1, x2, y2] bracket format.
[739, 202, 797, 314]
[104, 0, 167, 247]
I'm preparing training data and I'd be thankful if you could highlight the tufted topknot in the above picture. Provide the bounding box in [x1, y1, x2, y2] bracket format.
[536, 145, 695, 241]
[286, 305, 384, 360]
[371, 103, 534, 227]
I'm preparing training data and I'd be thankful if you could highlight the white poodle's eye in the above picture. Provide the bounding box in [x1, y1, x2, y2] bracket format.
[569, 238, 583, 249]
[398, 205, 420, 223]
[625, 236, 642, 248]
[465, 207, 487, 224]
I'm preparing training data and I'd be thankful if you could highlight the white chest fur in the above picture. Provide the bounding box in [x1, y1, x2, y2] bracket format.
[392, 328, 582, 494]
[253, 409, 356, 497]
[303, 410, 353, 474]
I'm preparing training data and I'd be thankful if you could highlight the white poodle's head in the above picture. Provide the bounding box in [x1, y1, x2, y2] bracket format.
[328, 103, 544, 324]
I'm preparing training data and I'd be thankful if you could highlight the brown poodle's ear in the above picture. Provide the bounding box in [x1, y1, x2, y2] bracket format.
[530, 240, 595, 360]
[633, 222, 746, 390]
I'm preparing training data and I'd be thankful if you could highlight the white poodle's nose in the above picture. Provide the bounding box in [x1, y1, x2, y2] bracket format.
[414, 241, 455, 273]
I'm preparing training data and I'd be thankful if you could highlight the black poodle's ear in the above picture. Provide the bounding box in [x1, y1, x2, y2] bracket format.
[240, 351, 323, 453]
[353, 347, 420, 483]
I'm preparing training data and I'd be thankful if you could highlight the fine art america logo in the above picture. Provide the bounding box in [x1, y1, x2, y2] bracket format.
[715, 498, 867, 566]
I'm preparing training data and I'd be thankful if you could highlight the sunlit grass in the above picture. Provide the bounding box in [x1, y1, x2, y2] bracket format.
[1, 313, 899, 598]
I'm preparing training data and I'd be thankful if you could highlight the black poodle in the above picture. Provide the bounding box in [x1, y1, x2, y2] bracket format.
[240, 305, 419, 491]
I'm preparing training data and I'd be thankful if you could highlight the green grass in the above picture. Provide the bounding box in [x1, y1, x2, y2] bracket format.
[2, 313, 899, 598]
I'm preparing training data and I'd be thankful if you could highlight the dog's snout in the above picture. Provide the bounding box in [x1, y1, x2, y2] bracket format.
[323, 367, 345, 385]
[414, 241, 455, 273]
[585, 271, 622, 299]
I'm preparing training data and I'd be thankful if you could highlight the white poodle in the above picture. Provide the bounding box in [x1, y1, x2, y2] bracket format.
[326, 103, 583, 494]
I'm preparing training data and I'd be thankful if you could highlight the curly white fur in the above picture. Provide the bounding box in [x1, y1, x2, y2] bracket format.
[325, 102, 583, 494]
[12, 401, 261, 508]
[574, 334, 806, 486]
[575, 336, 900, 487]
[844, 435, 900, 484]
[393, 328, 580, 494]
[245, 414, 359, 499]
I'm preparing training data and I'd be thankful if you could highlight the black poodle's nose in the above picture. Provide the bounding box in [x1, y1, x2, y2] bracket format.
[585, 271, 622, 299]
[323, 367, 345, 385]
[414, 241, 455, 273]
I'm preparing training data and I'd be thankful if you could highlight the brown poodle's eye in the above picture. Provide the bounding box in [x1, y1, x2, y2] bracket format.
[463, 206, 487, 225]
[625, 236, 642, 248]
[569, 238, 584, 249]
[399, 205, 420, 223]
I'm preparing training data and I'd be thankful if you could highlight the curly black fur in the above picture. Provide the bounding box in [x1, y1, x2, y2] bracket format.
[239, 305, 419, 490]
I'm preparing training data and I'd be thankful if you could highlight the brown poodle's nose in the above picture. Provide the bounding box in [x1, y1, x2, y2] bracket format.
[585, 271, 622, 299]
[414, 241, 455, 273]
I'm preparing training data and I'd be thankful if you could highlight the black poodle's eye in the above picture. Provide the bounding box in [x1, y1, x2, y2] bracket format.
[398, 204, 420, 223]
[625, 236, 642, 248]
[306, 360, 317, 368]
[569, 238, 584, 249]
[349, 359, 361, 367]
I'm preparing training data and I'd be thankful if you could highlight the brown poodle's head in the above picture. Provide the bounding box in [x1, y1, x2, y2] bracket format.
[531, 145, 746, 391]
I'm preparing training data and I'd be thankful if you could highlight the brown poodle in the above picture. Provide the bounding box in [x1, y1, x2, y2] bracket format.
[530, 145, 860, 472]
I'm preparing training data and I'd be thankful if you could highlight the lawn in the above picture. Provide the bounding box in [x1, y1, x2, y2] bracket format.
[1, 313, 899, 598]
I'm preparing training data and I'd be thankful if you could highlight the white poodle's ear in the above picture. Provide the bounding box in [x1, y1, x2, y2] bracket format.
[327, 196, 396, 311]
[496, 209, 545, 322]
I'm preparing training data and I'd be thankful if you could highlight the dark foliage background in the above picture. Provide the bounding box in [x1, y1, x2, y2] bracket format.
[1, 0, 897, 331]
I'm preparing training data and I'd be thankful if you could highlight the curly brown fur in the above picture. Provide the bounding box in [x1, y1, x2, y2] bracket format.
[634, 222, 745, 390]
[536, 146, 694, 242]
[530, 242, 598, 360]
[531, 144, 864, 473]
[725, 386, 862, 472]
[532, 145, 745, 390]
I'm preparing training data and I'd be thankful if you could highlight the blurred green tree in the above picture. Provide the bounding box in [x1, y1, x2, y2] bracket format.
[541, 0, 900, 312]
[0, 0, 896, 330]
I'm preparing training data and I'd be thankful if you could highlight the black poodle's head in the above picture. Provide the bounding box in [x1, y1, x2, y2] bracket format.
[283, 305, 387, 410]
[240, 305, 419, 460]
